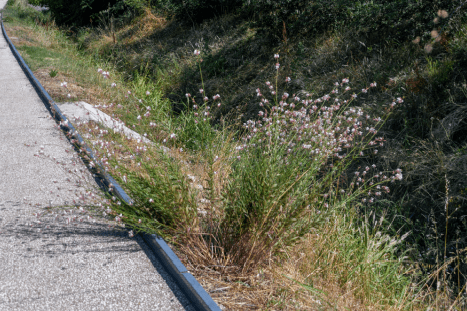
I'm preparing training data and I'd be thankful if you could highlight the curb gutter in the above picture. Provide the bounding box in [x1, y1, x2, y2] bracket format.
[1, 11, 221, 311]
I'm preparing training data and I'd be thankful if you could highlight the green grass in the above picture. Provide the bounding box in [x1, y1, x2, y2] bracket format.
[16, 45, 62, 71]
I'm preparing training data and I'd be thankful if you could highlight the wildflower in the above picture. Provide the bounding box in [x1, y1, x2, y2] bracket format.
[179, 148, 183, 152]
[437, 10, 448, 19]
[128, 230, 134, 238]
[149, 198, 154, 203]
[204, 96, 209, 102]
[199, 89, 204, 94]
[352, 93, 357, 98]
[370, 82, 377, 87]
[362, 88, 367, 93]
[186, 93, 191, 98]
[138, 219, 142, 223]
[67, 94, 71, 98]
[285, 77, 291, 82]
[345, 86, 351, 91]
[342, 78, 349, 84]
[61, 82, 67, 88]
[275, 63, 280, 70]
[170, 133, 177, 139]
[395, 171, 403, 181]
[194, 49, 200, 55]
[128, 90, 132, 95]
[146, 91, 151, 95]
[274, 53, 279, 59]
[217, 103, 221, 107]
[137, 115, 141, 120]
[396, 97, 404, 103]
[111, 83, 116, 87]
[213, 94, 220, 100]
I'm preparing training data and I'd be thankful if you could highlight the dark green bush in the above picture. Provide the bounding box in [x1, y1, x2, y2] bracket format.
[35, 0, 146, 26]
[154, 0, 243, 22]
[242, 0, 465, 42]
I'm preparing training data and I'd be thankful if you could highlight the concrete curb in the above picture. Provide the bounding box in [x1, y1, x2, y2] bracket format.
[1, 11, 220, 311]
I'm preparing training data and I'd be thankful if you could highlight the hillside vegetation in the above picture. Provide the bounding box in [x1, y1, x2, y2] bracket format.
[4, 0, 467, 309]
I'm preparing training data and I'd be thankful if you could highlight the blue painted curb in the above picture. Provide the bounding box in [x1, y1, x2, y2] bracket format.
[1, 11, 221, 311]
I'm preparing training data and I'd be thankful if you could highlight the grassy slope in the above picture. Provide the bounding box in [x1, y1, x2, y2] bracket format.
[4, 0, 467, 309]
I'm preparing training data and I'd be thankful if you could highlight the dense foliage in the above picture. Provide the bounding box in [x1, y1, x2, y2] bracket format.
[154, 0, 466, 43]
[32, 0, 146, 26]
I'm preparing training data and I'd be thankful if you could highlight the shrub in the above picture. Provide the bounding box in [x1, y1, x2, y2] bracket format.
[242, 0, 464, 42]
[35, 0, 146, 26]
[154, 0, 243, 22]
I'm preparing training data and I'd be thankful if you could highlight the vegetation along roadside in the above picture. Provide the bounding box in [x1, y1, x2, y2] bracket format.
[3, 0, 467, 309]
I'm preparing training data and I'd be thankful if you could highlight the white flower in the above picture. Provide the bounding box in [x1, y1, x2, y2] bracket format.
[146, 91, 151, 95]
[111, 83, 116, 87]
[194, 49, 200, 55]
[170, 133, 177, 139]
[61, 82, 67, 88]
[274, 53, 279, 59]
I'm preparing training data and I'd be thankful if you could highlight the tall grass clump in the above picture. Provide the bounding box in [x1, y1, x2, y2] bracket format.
[106, 53, 407, 281]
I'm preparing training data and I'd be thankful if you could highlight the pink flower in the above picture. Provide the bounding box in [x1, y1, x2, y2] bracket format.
[111, 83, 116, 87]
[194, 49, 200, 55]
[274, 53, 279, 59]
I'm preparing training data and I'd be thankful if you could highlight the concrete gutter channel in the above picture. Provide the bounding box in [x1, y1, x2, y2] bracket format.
[1, 7, 220, 311]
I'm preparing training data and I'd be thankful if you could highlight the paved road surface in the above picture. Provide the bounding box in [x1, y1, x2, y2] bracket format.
[0, 2, 193, 310]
